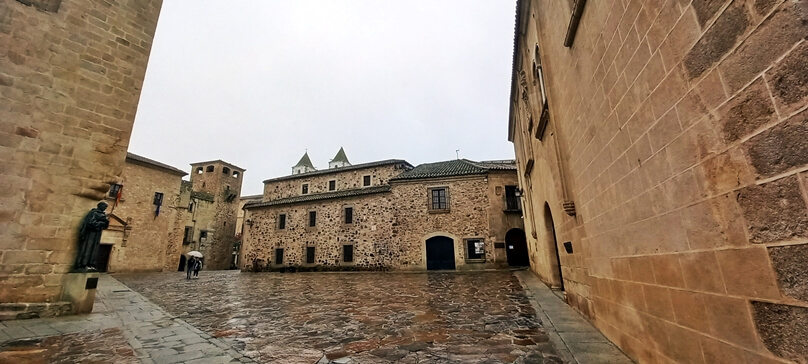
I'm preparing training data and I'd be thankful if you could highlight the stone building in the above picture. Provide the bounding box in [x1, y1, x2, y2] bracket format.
[0, 0, 162, 315]
[99, 153, 187, 273]
[241, 151, 527, 272]
[509, 1, 807, 363]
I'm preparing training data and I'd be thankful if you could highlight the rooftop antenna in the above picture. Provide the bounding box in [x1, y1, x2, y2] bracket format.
[456, 149, 460, 160]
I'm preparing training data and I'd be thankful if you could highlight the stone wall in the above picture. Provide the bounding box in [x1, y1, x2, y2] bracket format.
[101, 161, 183, 273]
[0, 0, 162, 304]
[262, 163, 406, 200]
[510, 0, 808, 363]
[486, 170, 526, 264]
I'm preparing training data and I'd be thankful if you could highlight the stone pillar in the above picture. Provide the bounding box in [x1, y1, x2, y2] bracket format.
[61, 272, 101, 314]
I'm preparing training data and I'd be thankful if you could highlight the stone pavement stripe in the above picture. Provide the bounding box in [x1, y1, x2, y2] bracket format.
[513, 269, 635, 364]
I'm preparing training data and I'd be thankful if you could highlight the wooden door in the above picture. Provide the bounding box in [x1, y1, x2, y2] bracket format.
[426, 236, 456, 270]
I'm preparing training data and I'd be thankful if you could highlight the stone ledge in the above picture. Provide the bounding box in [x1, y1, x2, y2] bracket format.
[0, 302, 72, 321]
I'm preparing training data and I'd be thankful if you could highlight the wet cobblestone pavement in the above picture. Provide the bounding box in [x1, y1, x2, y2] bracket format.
[116, 271, 563, 364]
[0, 327, 138, 364]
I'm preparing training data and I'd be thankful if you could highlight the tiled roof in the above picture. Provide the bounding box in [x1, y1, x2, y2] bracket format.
[126, 153, 188, 176]
[244, 185, 391, 209]
[389, 159, 507, 182]
[189, 159, 245, 171]
[470, 160, 517, 170]
[239, 194, 263, 201]
[263, 159, 412, 184]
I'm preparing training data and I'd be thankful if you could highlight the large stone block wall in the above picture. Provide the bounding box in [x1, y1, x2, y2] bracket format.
[0, 0, 162, 303]
[102, 162, 182, 273]
[262, 164, 406, 200]
[512, 0, 808, 363]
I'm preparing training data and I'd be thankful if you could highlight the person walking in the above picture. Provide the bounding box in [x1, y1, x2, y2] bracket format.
[186, 257, 195, 280]
[192, 258, 201, 278]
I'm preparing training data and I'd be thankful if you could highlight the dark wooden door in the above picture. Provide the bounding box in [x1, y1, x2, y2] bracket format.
[426, 236, 455, 270]
[94, 244, 112, 272]
[506, 229, 530, 266]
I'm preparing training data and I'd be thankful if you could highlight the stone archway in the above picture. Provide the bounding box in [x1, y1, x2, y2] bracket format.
[425, 236, 456, 271]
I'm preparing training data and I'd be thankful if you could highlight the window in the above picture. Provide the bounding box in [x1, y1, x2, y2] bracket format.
[343, 244, 354, 263]
[277, 214, 287, 230]
[302, 183, 309, 194]
[200, 230, 208, 240]
[306, 246, 315, 264]
[196, 167, 203, 174]
[534, 44, 550, 141]
[108, 183, 122, 199]
[344, 207, 354, 224]
[466, 239, 485, 261]
[222, 167, 230, 175]
[153, 192, 164, 206]
[363, 175, 371, 186]
[308, 211, 317, 227]
[429, 187, 449, 211]
[275, 248, 284, 265]
[505, 186, 522, 211]
[206, 165, 214, 172]
[183, 226, 193, 245]
[328, 180, 336, 191]
[232, 171, 239, 178]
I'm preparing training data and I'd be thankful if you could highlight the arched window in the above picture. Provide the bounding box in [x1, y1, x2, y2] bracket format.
[232, 171, 239, 178]
[196, 167, 203, 174]
[222, 167, 231, 175]
[206, 165, 214, 172]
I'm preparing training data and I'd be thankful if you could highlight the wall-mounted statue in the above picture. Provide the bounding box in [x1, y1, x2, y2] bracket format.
[73, 201, 110, 272]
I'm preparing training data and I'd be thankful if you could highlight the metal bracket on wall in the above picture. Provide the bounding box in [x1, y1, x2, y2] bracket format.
[563, 201, 576, 216]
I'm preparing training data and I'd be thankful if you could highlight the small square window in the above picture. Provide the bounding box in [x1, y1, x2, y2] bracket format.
[308, 211, 317, 227]
[200, 230, 208, 239]
[328, 180, 336, 191]
[466, 239, 485, 261]
[278, 214, 287, 230]
[275, 248, 284, 265]
[428, 187, 449, 211]
[344, 207, 354, 224]
[153, 192, 164, 206]
[109, 183, 123, 199]
[343, 244, 354, 263]
[302, 184, 309, 194]
[363, 175, 371, 186]
[306, 246, 315, 264]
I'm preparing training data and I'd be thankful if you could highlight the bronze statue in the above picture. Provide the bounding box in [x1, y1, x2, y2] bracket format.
[74, 201, 110, 272]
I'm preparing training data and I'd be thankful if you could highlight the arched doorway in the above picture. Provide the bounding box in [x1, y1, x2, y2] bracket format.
[544, 203, 564, 290]
[177, 255, 186, 272]
[505, 228, 529, 266]
[425, 236, 456, 270]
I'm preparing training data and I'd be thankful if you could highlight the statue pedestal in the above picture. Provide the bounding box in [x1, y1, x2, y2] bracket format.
[61, 272, 100, 314]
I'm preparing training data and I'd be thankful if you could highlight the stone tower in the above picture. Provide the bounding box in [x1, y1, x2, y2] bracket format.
[329, 147, 352, 169]
[292, 152, 316, 175]
[188, 160, 245, 270]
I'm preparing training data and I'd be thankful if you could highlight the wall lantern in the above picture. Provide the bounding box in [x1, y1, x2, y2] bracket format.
[514, 188, 524, 197]
[245, 219, 253, 226]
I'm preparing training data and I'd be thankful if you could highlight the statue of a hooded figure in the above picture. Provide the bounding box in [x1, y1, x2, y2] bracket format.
[74, 201, 110, 272]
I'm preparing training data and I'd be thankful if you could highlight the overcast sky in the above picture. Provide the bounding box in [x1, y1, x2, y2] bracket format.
[129, 0, 518, 195]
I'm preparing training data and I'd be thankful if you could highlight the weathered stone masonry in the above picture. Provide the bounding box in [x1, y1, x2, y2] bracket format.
[0, 0, 162, 306]
[509, 0, 808, 363]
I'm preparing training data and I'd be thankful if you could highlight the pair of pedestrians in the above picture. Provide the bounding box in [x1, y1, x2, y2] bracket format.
[186, 256, 201, 279]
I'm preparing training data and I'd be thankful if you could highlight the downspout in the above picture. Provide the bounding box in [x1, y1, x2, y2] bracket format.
[564, 0, 587, 47]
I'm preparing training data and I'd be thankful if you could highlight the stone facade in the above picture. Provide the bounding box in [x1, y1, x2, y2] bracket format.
[242, 155, 525, 272]
[100, 153, 186, 273]
[509, 1, 808, 363]
[0, 0, 162, 306]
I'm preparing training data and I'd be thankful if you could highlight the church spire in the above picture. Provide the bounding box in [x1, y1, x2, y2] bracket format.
[329, 147, 351, 169]
[292, 152, 316, 174]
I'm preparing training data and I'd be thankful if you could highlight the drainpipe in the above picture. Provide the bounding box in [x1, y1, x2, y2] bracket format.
[564, 0, 587, 47]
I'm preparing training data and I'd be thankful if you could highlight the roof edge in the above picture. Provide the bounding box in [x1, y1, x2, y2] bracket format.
[125, 153, 188, 177]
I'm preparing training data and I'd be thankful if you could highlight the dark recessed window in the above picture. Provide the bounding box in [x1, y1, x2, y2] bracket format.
[344, 207, 354, 224]
[302, 184, 309, 194]
[183, 226, 193, 245]
[108, 183, 123, 199]
[206, 165, 214, 172]
[308, 211, 316, 227]
[329, 180, 336, 191]
[222, 167, 230, 175]
[466, 239, 485, 260]
[363, 175, 371, 186]
[505, 186, 522, 211]
[278, 214, 286, 230]
[153, 192, 164, 206]
[306, 246, 315, 264]
[275, 248, 284, 265]
[343, 245, 354, 263]
[200, 230, 208, 239]
[429, 187, 448, 211]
